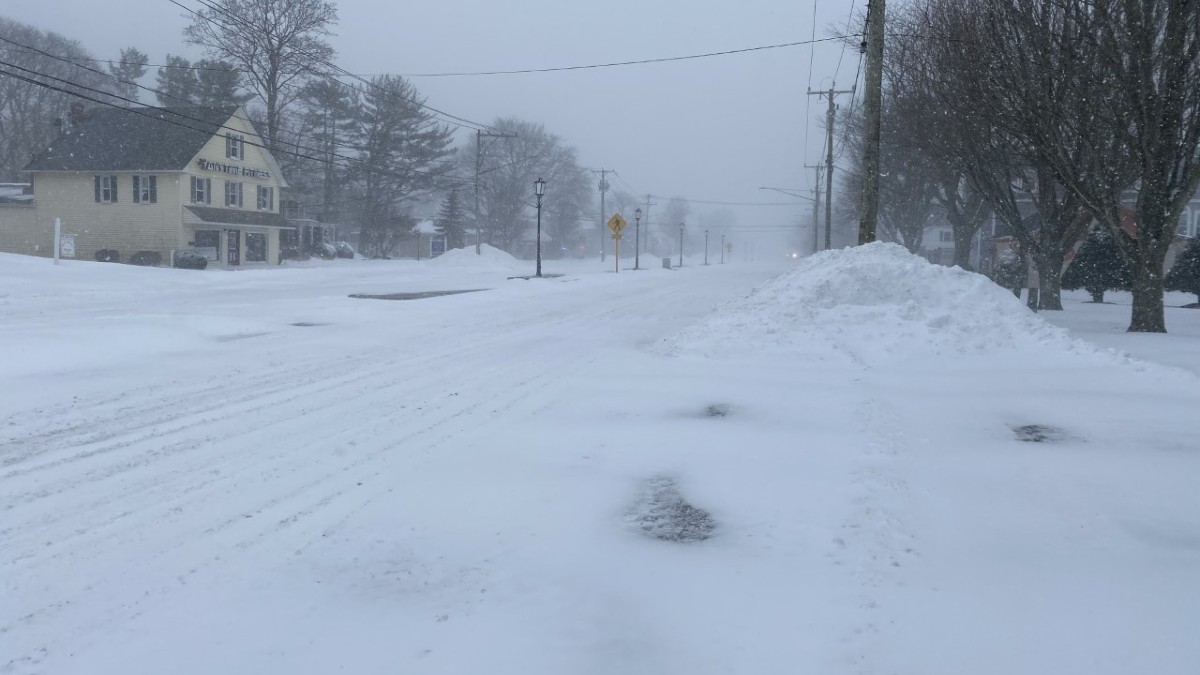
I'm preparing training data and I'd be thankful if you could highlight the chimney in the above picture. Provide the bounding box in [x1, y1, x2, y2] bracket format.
[69, 102, 86, 127]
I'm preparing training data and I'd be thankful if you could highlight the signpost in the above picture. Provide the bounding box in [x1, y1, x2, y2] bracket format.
[607, 213, 627, 273]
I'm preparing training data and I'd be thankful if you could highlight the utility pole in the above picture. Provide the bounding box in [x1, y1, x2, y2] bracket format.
[805, 164, 824, 255]
[859, 0, 886, 245]
[678, 223, 684, 267]
[808, 86, 853, 250]
[592, 169, 610, 261]
[474, 129, 518, 254]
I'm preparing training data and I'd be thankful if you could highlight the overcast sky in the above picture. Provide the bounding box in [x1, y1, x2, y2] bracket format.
[5, 0, 863, 251]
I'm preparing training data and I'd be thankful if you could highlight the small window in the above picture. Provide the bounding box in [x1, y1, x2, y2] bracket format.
[939, 230, 954, 243]
[93, 174, 118, 203]
[190, 176, 211, 204]
[245, 232, 267, 262]
[256, 186, 274, 211]
[225, 181, 243, 208]
[226, 133, 244, 160]
[132, 175, 157, 204]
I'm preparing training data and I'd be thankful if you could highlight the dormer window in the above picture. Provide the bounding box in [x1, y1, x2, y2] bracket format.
[226, 133, 245, 160]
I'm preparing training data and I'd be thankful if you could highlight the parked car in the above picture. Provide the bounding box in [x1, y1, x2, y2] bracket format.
[335, 241, 355, 259]
[94, 249, 120, 263]
[172, 249, 208, 270]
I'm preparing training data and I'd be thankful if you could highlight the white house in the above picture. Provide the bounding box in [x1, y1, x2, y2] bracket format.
[0, 105, 290, 267]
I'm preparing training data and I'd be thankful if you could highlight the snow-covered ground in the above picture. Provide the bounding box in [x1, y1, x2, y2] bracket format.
[2, 245, 1197, 674]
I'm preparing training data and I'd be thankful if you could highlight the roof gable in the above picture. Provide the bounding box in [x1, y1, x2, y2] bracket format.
[25, 105, 238, 173]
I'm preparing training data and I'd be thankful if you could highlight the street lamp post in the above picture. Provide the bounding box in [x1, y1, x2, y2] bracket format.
[704, 229, 710, 265]
[534, 177, 546, 277]
[678, 223, 684, 268]
[634, 208, 642, 271]
[720, 234, 725, 264]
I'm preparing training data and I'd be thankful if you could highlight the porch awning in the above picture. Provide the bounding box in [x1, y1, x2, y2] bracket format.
[184, 205, 293, 229]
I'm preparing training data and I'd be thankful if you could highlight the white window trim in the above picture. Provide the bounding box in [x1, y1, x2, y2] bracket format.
[133, 174, 156, 204]
[96, 174, 117, 203]
[225, 181, 243, 208]
[191, 176, 211, 205]
[256, 185, 274, 212]
[226, 133, 245, 161]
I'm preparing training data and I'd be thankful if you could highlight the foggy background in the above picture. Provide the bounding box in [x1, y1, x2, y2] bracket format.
[4, 0, 864, 253]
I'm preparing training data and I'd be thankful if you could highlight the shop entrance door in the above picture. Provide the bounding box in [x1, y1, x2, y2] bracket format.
[227, 230, 241, 266]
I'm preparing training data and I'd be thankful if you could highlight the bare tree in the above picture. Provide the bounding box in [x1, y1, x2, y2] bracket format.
[0, 18, 120, 180]
[476, 118, 590, 255]
[184, 0, 338, 153]
[1060, 0, 1200, 332]
[837, 20, 944, 255]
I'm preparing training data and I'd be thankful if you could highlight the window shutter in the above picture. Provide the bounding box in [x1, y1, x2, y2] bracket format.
[110, 175, 117, 203]
[226, 134, 232, 158]
[269, 187, 274, 210]
[133, 175, 141, 203]
[205, 178, 212, 204]
[149, 176, 157, 203]
[94, 175, 101, 202]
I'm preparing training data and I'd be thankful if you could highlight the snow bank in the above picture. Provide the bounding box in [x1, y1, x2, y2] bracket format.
[661, 243, 1108, 365]
[428, 244, 525, 274]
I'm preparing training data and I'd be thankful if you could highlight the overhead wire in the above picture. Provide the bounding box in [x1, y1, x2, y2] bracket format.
[172, 0, 501, 134]
[0, 60, 475, 194]
[394, 36, 849, 77]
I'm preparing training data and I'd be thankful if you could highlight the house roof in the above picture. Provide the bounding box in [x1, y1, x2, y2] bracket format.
[25, 106, 239, 172]
[185, 205, 290, 229]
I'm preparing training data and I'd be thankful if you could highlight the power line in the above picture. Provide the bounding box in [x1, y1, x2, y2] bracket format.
[833, 1, 861, 85]
[0, 60, 473, 194]
[802, 0, 819, 167]
[654, 196, 808, 207]
[0, 33, 427, 172]
[396, 36, 850, 77]
[173, 0, 500, 134]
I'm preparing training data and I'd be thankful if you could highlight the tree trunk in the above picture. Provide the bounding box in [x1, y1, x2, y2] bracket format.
[1037, 255, 1065, 310]
[952, 229, 974, 270]
[1128, 253, 1167, 332]
[1089, 289, 1104, 303]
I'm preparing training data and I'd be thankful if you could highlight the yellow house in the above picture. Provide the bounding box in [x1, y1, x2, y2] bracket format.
[2, 105, 290, 267]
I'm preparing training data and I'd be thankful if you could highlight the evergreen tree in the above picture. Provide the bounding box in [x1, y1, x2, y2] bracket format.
[436, 189, 467, 250]
[156, 56, 250, 109]
[194, 60, 253, 108]
[155, 55, 198, 106]
[107, 47, 148, 103]
[1165, 238, 1200, 304]
[351, 75, 454, 258]
[1062, 228, 1132, 303]
[992, 248, 1026, 297]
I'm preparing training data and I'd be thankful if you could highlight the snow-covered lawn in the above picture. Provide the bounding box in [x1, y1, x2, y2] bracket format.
[1, 245, 1197, 674]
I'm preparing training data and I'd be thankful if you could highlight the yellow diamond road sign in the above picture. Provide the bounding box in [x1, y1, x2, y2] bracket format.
[607, 213, 627, 234]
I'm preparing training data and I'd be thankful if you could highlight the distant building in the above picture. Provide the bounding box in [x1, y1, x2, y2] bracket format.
[0, 105, 290, 266]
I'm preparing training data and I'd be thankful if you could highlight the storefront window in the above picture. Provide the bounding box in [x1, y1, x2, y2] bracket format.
[194, 230, 220, 262]
[245, 232, 267, 263]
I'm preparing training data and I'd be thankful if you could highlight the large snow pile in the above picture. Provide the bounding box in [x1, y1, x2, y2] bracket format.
[662, 242, 1106, 365]
[428, 243, 525, 274]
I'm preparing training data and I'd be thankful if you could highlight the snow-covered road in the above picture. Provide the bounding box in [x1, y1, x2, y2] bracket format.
[2, 246, 1198, 674]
